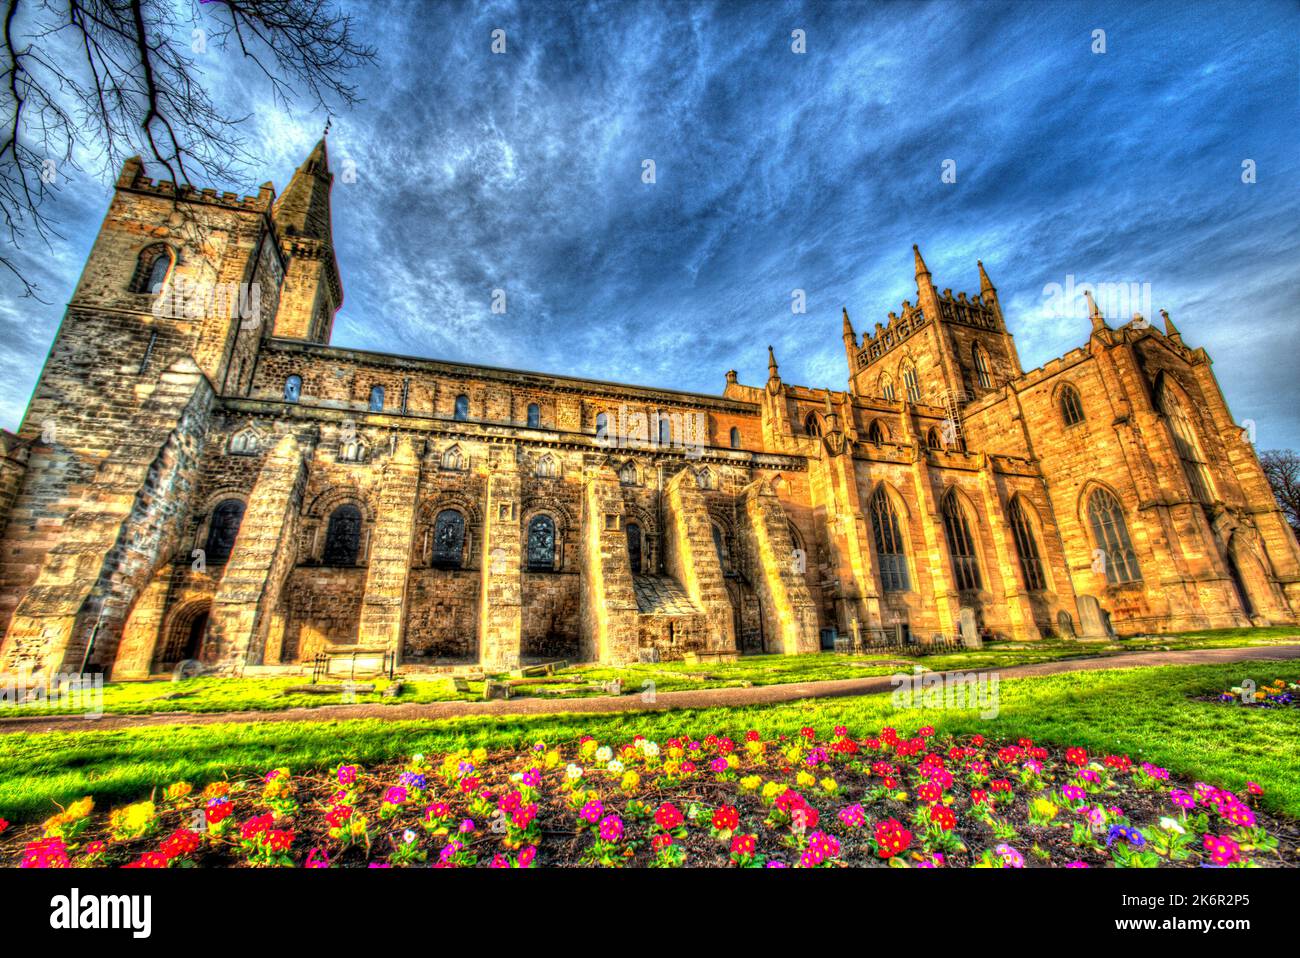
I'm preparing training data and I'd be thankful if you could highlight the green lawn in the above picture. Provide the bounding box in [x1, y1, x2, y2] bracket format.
[1, 659, 1296, 824]
[6, 626, 1296, 718]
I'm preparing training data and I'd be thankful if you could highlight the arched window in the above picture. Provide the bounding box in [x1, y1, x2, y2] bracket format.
[729, 427, 741, 449]
[204, 499, 245, 568]
[454, 394, 470, 421]
[526, 514, 556, 571]
[1060, 385, 1085, 426]
[870, 485, 910, 592]
[440, 445, 465, 471]
[712, 524, 728, 569]
[536, 453, 558, 478]
[229, 429, 258, 455]
[695, 467, 714, 490]
[942, 491, 982, 591]
[527, 403, 541, 429]
[431, 509, 466, 569]
[657, 415, 672, 446]
[805, 412, 822, 438]
[1158, 379, 1214, 504]
[625, 522, 643, 574]
[596, 412, 609, 436]
[323, 505, 362, 566]
[880, 374, 895, 401]
[618, 461, 639, 486]
[1087, 489, 1141, 584]
[369, 386, 385, 412]
[973, 345, 992, 390]
[867, 420, 886, 445]
[130, 245, 174, 293]
[902, 364, 921, 403]
[339, 438, 365, 463]
[284, 375, 302, 403]
[926, 427, 943, 450]
[1007, 497, 1045, 591]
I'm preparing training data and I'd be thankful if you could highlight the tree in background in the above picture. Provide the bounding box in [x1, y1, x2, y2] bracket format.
[1260, 449, 1300, 539]
[1, 0, 376, 296]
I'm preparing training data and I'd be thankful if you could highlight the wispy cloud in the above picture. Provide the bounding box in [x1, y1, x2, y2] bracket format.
[1, 0, 1296, 448]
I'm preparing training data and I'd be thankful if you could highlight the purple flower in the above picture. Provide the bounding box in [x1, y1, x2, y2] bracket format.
[599, 814, 624, 843]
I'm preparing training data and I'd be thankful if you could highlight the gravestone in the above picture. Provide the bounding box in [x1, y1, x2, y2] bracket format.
[958, 607, 982, 649]
[483, 680, 511, 701]
[1076, 595, 1114, 639]
[451, 676, 470, 693]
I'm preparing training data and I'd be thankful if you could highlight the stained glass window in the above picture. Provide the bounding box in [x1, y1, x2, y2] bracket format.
[1007, 497, 1045, 591]
[870, 486, 909, 592]
[527, 515, 556, 571]
[1087, 489, 1141, 584]
[323, 504, 362, 566]
[942, 492, 982, 591]
[431, 509, 466, 569]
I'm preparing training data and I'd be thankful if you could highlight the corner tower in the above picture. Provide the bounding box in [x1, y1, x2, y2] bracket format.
[271, 139, 343, 343]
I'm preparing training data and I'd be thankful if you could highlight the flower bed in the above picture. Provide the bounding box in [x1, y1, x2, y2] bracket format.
[2, 724, 1295, 868]
[1203, 678, 1298, 709]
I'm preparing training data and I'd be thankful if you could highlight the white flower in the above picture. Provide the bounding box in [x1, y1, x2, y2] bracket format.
[606, 759, 624, 774]
[403, 829, 417, 844]
[566, 764, 583, 780]
[642, 742, 660, 758]
[1159, 817, 1185, 834]
[412, 754, 424, 764]
[596, 746, 613, 763]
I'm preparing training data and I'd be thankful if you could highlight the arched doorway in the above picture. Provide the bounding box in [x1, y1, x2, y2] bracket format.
[157, 601, 212, 670]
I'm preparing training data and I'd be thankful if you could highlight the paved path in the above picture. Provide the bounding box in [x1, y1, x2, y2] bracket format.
[3, 644, 1298, 735]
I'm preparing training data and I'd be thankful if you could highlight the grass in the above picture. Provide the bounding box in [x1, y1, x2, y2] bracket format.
[1, 659, 1296, 824]
[6, 626, 1296, 718]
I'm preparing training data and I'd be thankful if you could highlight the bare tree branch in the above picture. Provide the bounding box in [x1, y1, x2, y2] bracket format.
[0, 0, 376, 296]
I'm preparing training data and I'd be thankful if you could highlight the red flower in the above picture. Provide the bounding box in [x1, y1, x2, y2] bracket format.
[730, 833, 757, 855]
[929, 805, 956, 831]
[918, 726, 935, 737]
[205, 801, 233, 825]
[874, 818, 912, 859]
[971, 789, 989, 806]
[124, 851, 170, 869]
[265, 830, 294, 852]
[970, 734, 985, 747]
[239, 814, 274, 840]
[651, 833, 674, 852]
[712, 805, 740, 832]
[655, 803, 685, 830]
[745, 730, 761, 742]
[800, 727, 817, 741]
[1065, 747, 1088, 767]
[0, 817, 8, 835]
[160, 828, 201, 860]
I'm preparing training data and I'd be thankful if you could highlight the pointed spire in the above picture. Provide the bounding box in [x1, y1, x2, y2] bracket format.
[273, 138, 334, 240]
[1084, 289, 1107, 332]
[978, 260, 995, 297]
[1161, 309, 1182, 344]
[841, 307, 855, 342]
[767, 345, 779, 380]
[913, 244, 930, 279]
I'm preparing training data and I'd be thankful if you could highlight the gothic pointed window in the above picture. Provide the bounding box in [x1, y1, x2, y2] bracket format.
[431, 509, 466, 569]
[440, 444, 465, 471]
[926, 426, 943, 450]
[867, 420, 886, 445]
[712, 524, 728, 570]
[284, 375, 302, 403]
[625, 522, 643, 574]
[805, 412, 822, 438]
[973, 345, 992, 389]
[870, 485, 910, 592]
[454, 394, 469, 421]
[696, 467, 714, 490]
[1087, 488, 1141, 584]
[526, 514, 556, 571]
[229, 429, 258, 455]
[596, 412, 609, 436]
[339, 438, 365, 462]
[1060, 384, 1085, 426]
[729, 427, 741, 449]
[369, 385, 385, 412]
[527, 403, 541, 428]
[942, 491, 982, 591]
[902, 364, 921, 403]
[1158, 380, 1215, 504]
[536, 453, 558, 478]
[323, 504, 362, 566]
[1007, 497, 1046, 591]
[880, 374, 896, 401]
[204, 499, 245, 568]
[619, 460, 639, 485]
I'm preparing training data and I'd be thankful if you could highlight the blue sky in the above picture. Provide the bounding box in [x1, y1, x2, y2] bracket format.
[2, 0, 1297, 448]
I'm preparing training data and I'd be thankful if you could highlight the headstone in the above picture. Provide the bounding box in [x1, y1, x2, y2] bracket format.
[1076, 595, 1112, 639]
[958, 607, 982, 649]
[637, 648, 661, 664]
[602, 679, 623, 696]
[483, 680, 511, 701]
[451, 676, 470, 693]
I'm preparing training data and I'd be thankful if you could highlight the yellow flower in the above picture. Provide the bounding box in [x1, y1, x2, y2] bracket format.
[796, 771, 816, 788]
[164, 782, 193, 803]
[761, 781, 785, 801]
[543, 749, 561, 768]
[471, 747, 488, 763]
[620, 771, 640, 793]
[820, 777, 839, 794]
[1031, 797, 1058, 821]
[663, 760, 681, 776]
[726, 754, 740, 769]
[740, 775, 762, 792]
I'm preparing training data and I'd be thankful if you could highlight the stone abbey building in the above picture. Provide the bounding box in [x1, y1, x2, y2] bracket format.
[1, 141, 1296, 679]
